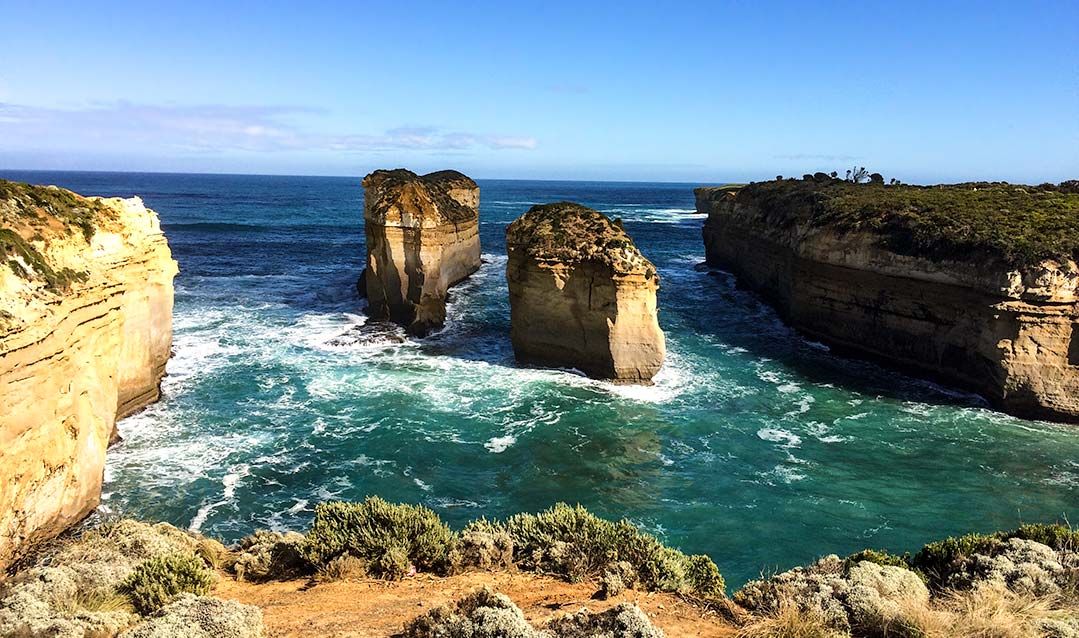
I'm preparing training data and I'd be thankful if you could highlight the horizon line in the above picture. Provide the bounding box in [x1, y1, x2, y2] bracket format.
[0, 166, 736, 187]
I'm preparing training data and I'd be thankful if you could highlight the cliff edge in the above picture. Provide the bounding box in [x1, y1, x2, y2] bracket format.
[361, 169, 481, 336]
[0, 180, 177, 569]
[698, 178, 1079, 422]
[506, 202, 665, 383]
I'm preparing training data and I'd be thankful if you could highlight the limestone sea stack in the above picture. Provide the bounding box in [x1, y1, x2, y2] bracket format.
[361, 169, 481, 336]
[0, 180, 177, 568]
[505, 202, 665, 383]
[698, 177, 1079, 423]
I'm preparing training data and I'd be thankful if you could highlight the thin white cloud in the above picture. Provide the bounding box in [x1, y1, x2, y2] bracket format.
[0, 102, 537, 154]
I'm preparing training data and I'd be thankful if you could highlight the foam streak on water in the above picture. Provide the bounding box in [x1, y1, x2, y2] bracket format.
[5, 171, 1075, 588]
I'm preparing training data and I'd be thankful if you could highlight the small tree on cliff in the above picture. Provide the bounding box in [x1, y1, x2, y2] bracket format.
[846, 166, 870, 183]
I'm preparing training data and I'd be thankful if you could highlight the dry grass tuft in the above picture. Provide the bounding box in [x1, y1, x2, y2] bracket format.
[314, 554, 369, 583]
[736, 603, 845, 638]
[941, 585, 1077, 638]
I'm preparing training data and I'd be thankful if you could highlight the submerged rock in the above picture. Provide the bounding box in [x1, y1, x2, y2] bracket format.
[361, 169, 481, 336]
[325, 321, 408, 348]
[505, 202, 665, 383]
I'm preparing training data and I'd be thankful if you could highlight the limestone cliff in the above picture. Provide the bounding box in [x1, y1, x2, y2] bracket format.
[505, 202, 665, 383]
[361, 169, 481, 336]
[0, 180, 177, 569]
[698, 179, 1079, 422]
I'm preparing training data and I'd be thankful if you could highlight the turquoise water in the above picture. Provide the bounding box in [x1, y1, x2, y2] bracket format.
[6, 171, 1077, 588]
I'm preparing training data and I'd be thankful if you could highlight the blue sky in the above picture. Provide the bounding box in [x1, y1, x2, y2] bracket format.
[1, 1, 1076, 183]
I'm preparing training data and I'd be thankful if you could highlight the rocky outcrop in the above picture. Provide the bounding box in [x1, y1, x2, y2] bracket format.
[361, 169, 481, 336]
[698, 180, 1079, 422]
[0, 180, 176, 569]
[505, 202, 665, 383]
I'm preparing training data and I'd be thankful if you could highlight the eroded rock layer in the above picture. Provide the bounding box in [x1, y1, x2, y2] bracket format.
[506, 202, 665, 383]
[698, 181, 1079, 422]
[361, 169, 481, 336]
[0, 180, 177, 568]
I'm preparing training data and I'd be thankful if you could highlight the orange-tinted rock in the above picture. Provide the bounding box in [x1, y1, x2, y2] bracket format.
[361, 169, 481, 336]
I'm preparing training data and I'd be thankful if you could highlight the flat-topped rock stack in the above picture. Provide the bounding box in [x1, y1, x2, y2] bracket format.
[698, 177, 1079, 423]
[0, 180, 176, 569]
[361, 169, 481, 336]
[505, 202, 665, 383]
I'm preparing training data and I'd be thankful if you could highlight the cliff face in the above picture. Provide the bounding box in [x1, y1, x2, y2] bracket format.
[506, 202, 665, 383]
[0, 181, 177, 569]
[698, 181, 1079, 422]
[361, 169, 481, 336]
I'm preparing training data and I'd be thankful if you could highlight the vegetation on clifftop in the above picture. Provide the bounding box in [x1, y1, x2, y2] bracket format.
[506, 202, 657, 278]
[707, 177, 1079, 267]
[0, 228, 88, 291]
[0, 179, 110, 241]
[297, 498, 721, 597]
[0, 179, 106, 291]
[362, 168, 479, 223]
[2, 502, 1074, 638]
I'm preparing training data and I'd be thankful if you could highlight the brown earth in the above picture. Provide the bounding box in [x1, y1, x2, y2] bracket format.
[215, 571, 739, 637]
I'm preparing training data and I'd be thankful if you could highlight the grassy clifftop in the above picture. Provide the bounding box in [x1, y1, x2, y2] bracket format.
[703, 178, 1079, 267]
[506, 202, 657, 278]
[0, 180, 113, 292]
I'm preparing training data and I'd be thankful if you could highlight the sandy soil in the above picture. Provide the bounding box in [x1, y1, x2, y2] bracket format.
[215, 571, 739, 637]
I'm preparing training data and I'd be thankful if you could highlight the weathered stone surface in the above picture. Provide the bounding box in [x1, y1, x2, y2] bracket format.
[505, 202, 665, 383]
[0, 182, 176, 569]
[698, 185, 1079, 422]
[361, 169, 481, 336]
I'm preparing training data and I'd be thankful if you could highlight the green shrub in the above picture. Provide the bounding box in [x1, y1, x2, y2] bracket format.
[119, 553, 213, 615]
[504, 503, 724, 597]
[1003, 523, 1078, 551]
[911, 522, 1077, 589]
[911, 533, 1004, 590]
[301, 497, 455, 578]
[844, 549, 910, 571]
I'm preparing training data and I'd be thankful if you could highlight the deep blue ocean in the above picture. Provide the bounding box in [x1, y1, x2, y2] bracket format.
[5, 170, 1077, 588]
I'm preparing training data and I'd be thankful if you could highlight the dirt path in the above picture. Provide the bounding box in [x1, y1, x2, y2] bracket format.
[215, 571, 739, 637]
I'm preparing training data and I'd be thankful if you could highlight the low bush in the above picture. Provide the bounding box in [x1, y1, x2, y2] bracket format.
[450, 518, 515, 572]
[119, 554, 213, 615]
[403, 587, 539, 638]
[547, 602, 665, 638]
[843, 549, 914, 573]
[504, 503, 724, 597]
[301, 497, 454, 578]
[314, 554, 368, 583]
[1004, 523, 1078, 552]
[232, 530, 310, 582]
[911, 523, 1076, 589]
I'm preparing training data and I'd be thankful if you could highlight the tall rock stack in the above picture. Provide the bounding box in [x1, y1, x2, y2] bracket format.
[361, 169, 481, 336]
[0, 181, 177, 569]
[505, 202, 665, 383]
